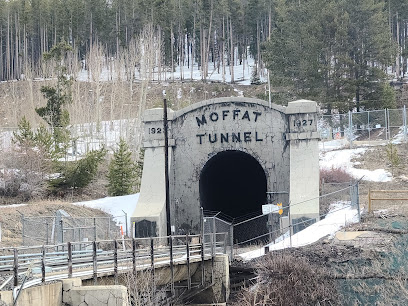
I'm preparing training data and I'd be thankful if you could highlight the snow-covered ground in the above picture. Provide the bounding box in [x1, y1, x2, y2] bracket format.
[239, 201, 359, 261]
[320, 145, 392, 182]
[77, 51, 263, 85]
[74, 193, 140, 235]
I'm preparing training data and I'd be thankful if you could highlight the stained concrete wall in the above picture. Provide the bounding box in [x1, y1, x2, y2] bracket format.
[132, 98, 290, 236]
[132, 97, 320, 236]
[286, 100, 320, 222]
[62, 278, 129, 306]
[0, 282, 62, 306]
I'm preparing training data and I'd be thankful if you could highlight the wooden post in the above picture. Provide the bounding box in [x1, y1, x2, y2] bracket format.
[41, 245, 46, 283]
[13, 249, 18, 287]
[114, 240, 118, 284]
[68, 242, 72, 278]
[93, 241, 97, 285]
[186, 234, 191, 290]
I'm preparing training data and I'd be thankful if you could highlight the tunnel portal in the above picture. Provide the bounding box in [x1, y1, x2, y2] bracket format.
[199, 150, 267, 219]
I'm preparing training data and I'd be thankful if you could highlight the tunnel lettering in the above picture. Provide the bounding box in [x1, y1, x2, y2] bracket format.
[195, 131, 264, 144]
[195, 109, 262, 127]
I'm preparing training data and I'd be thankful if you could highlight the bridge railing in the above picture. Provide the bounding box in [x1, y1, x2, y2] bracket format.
[0, 232, 229, 298]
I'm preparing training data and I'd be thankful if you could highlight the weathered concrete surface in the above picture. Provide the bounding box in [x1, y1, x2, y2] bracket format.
[132, 97, 320, 236]
[63, 278, 129, 306]
[287, 100, 320, 224]
[190, 254, 230, 304]
[0, 282, 62, 306]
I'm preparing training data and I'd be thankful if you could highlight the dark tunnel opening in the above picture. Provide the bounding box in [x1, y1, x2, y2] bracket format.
[199, 150, 267, 219]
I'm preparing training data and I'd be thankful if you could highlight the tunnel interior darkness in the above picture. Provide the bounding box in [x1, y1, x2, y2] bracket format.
[199, 150, 267, 219]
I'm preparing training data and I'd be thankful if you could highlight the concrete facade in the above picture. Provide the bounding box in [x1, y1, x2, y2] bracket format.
[62, 278, 129, 306]
[0, 282, 62, 306]
[131, 97, 320, 236]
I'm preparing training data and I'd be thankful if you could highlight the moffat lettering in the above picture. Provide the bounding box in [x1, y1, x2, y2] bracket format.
[195, 109, 262, 127]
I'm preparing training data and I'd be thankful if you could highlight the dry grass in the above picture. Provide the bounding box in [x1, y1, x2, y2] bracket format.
[234, 253, 341, 306]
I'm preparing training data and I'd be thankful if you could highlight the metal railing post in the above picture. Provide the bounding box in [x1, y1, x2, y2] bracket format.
[41, 245, 46, 283]
[150, 238, 155, 288]
[132, 238, 137, 275]
[68, 242, 72, 278]
[201, 235, 205, 286]
[186, 234, 191, 290]
[93, 218, 97, 241]
[93, 241, 97, 285]
[114, 240, 118, 284]
[13, 249, 18, 287]
[169, 236, 174, 295]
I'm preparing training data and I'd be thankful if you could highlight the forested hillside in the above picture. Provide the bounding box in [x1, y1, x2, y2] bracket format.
[0, 0, 406, 109]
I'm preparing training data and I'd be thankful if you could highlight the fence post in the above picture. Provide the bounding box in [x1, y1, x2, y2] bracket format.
[201, 234, 205, 286]
[230, 224, 234, 262]
[41, 245, 46, 283]
[46, 221, 49, 245]
[186, 234, 191, 290]
[93, 241, 97, 285]
[68, 242, 72, 278]
[387, 108, 391, 140]
[384, 109, 388, 141]
[13, 249, 18, 287]
[93, 218, 97, 241]
[114, 240, 118, 284]
[150, 238, 155, 288]
[132, 238, 137, 275]
[368, 189, 372, 213]
[122, 211, 128, 237]
[368, 110, 371, 144]
[356, 182, 361, 222]
[169, 236, 175, 295]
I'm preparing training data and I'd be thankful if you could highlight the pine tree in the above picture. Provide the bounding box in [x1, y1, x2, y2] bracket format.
[49, 147, 106, 191]
[107, 138, 137, 196]
[12, 116, 35, 152]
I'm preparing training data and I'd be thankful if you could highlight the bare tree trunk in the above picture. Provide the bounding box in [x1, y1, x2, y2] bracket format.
[230, 18, 234, 83]
[222, 17, 225, 83]
[396, 12, 400, 80]
[6, 11, 11, 80]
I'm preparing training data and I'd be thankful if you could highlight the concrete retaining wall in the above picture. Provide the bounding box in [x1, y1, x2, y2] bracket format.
[0, 282, 62, 306]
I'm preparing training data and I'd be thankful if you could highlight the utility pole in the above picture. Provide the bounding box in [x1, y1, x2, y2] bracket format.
[163, 98, 171, 236]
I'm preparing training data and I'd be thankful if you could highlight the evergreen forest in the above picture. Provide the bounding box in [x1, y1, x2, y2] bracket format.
[0, 0, 406, 109]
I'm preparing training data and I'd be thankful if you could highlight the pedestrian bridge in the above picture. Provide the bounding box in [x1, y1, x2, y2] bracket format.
[0, 233, 230, 305]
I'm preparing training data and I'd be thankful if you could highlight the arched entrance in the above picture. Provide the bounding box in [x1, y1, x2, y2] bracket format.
[199, 150, 267, 219]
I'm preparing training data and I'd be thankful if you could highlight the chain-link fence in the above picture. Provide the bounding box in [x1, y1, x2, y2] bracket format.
[319, 107, 407, 147]
[21, 212, 127, 246]
[202, 181, 361, 257]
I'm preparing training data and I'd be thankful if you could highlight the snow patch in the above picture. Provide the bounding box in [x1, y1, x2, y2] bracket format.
[239, 202, 358, 261]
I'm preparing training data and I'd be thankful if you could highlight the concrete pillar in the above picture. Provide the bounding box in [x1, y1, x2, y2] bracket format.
[286, 100, 320, 231]
[131, 108, 175, 238]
